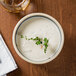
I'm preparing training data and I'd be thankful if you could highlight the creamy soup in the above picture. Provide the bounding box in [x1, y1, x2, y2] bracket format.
[16, 16, 61, 61]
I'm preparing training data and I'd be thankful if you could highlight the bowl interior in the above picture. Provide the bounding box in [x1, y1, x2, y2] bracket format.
[13, 13, 64, 64]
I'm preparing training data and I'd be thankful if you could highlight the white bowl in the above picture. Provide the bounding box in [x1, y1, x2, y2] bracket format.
[12, 13, 64, 64]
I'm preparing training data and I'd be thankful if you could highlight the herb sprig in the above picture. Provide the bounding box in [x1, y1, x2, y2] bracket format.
[25, 37, 42, 45]
[43, 38, 49, 53]
[21, 35, 49, 53]
[21, 35, 24, 38]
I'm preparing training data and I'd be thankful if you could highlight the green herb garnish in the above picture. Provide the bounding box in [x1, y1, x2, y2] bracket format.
[44, 38, 49, 43]
[21, 35, 24, 38]
[36, 41, 42, 45]
[21, 35, 49, 53]
[43, 38, 49, 53]
[33, 37, 41, 41]
[28, 37, 42, 45]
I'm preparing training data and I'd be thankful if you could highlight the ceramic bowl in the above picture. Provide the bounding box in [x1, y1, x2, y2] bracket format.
[12, 13, 64, 64]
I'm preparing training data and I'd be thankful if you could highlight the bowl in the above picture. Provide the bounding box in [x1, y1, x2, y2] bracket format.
[12, 13, 64, 64]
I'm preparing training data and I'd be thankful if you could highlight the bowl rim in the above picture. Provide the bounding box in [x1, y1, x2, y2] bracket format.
[12, 13, 64, 64]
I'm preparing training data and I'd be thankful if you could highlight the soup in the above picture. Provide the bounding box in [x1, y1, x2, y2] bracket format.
[16, 16, 61, 61]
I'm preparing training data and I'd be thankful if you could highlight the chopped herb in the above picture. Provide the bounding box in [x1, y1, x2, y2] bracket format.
[44, 48, 47, 53]
[21, 35, 24, 38]
[36, 41, 42, 45]
[43, 43, 47, 46]
[26, 37, 42, 45]
[21, 35, 49, 53]
[33, 37, 39, 40]
[44, 38, 49, 43]
[43, 38, 49, 53]
[30, 38, 33, 40]
[28, 38, 33, 40]
[34, 37, 42, 40]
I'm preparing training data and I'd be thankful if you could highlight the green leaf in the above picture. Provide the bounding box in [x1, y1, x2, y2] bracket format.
[34, 37, 38, 40]
[30, 38, 33, 40]
[21, 35, 24, 38]
[43, 38, 49, 53]
[44, 38, 48, 43]
[44, 48, 46, 53]
[33, 37, 39, 40]
[36, 41, 42, 45]
[27, 38, 33, 40]
[43, 43, 47, 46]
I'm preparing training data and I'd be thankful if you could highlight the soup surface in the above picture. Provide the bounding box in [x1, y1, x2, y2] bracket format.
[16, 16, 61, 61]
